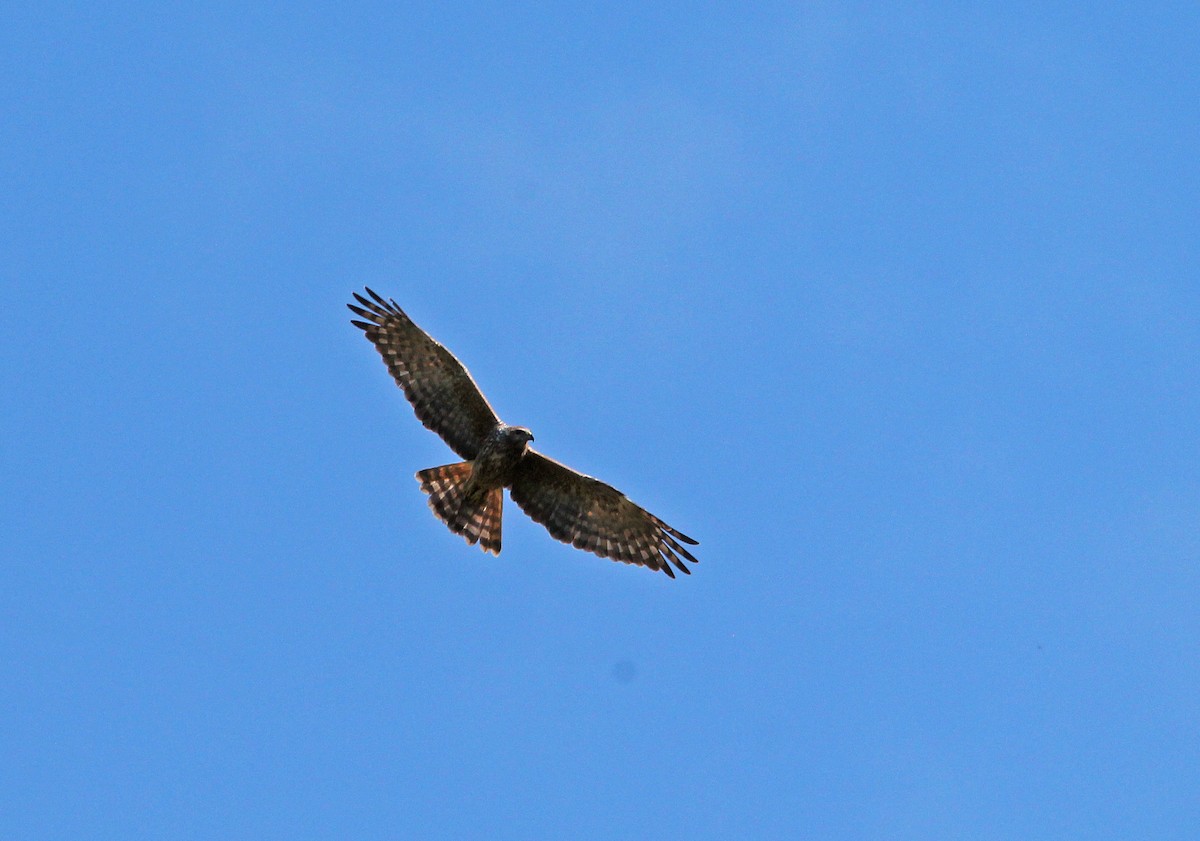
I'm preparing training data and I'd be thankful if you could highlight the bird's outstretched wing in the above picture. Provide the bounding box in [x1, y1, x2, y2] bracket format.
[349, 288, 500, 460]
[509, 450, 699, 578]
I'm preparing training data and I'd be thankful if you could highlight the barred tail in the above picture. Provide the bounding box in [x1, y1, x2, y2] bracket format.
[416, 462, 504, 555]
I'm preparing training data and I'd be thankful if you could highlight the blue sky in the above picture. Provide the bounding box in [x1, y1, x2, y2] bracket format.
[3, 3, 1198, 839]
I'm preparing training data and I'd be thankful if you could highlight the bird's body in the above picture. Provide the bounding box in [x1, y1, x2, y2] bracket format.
[470, 424, 535, 489]
[348, 288, 698, 577]
[416, 424, 532, 555]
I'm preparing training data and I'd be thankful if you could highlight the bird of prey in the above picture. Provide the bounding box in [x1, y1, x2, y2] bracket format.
[348, 288, 699, 577]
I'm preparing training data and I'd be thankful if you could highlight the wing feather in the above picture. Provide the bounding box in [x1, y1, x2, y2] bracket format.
[509, 450, 698, 577]
[348, 288, 499, 459]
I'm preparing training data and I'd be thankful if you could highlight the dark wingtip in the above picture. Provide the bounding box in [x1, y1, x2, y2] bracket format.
[663, 534, 698, 565]
[652, 515, 698, 546]
[355, 287, 409, 320]
[659, 541, 695, 575]
[670, 526, 699, 545]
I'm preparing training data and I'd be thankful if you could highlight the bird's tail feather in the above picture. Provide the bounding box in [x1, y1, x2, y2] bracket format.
[416, 462, 503, 555]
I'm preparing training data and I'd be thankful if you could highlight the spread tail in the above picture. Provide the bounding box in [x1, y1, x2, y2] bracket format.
[416, 462, 503, 555]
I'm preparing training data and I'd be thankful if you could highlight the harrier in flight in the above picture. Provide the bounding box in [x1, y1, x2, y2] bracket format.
[348, 288, 699, 577]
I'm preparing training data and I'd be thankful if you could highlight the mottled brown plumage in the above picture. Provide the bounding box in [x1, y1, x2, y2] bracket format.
[349, 289, 498, 460]
[349, 288, 698, 577]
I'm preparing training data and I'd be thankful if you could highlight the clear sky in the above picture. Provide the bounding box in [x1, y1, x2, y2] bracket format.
[3, 4, 1198, 839]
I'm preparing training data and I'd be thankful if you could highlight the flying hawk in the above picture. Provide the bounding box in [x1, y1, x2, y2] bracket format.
[348, 288, 699, 577]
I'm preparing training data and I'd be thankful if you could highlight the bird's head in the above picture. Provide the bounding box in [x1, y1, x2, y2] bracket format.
[496, 424, 534, 457]
[506, 426, 534, 455]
